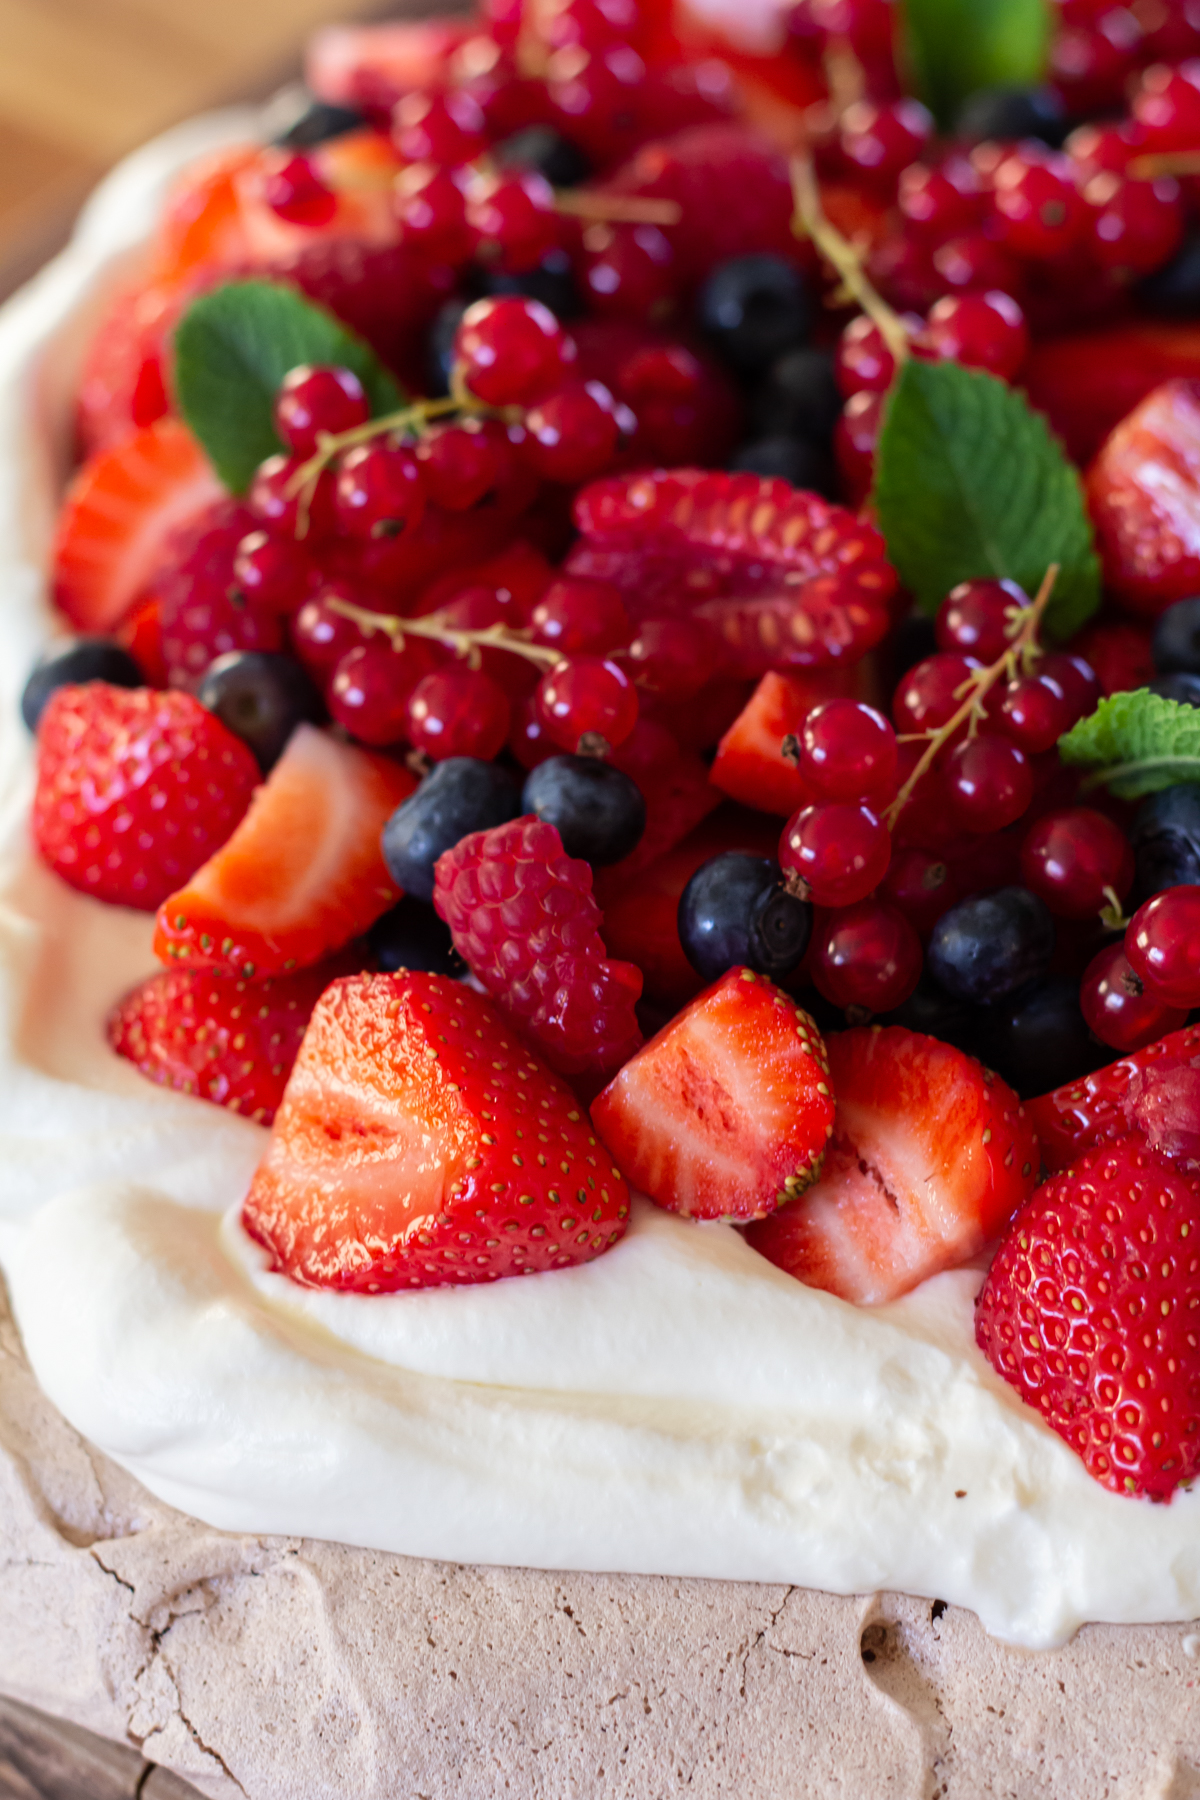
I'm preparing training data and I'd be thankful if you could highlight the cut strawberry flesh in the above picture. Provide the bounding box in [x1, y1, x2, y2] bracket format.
[1086, 378, 1200, 616]
[1028, 1021, 1200, 1174]
[710, 668, 856, 815]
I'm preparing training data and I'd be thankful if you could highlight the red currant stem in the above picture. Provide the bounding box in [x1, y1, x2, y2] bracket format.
[286, 394, 463, 500]
[789, 154, 911, 366]
[325, 594, 562, 671]
[1127, 151, 1200, 179]
[554, 191, 683, 226]
[883, 563, 1059, 832]
[1099, 887, 1132, 932]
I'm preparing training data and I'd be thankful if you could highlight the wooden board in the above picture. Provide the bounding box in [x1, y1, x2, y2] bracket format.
[0, 1697, 203, 1799]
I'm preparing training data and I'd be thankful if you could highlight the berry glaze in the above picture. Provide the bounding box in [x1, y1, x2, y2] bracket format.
[10, 0, 1200, 1658]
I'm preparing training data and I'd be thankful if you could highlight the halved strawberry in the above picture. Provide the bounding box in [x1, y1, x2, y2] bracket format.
[154, 724, 415, 978]
[51, 418, 224, 633]
[1024, 319, 1200, 467]
[746, 1026, 1039, 1305]
[1027, 1021, 1200, 1175]
[1086, 378, 1200, 616]
[710, 668, 855, 816]
[591, 966, 835, 1221]
[151, 145, 259, 286]
[243, 970, 630, 1290]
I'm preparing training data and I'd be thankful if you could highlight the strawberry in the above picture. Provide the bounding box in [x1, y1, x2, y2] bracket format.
[600, 747, 720, 879]
[1027, 1021, 1200, 1175]
[151, 145, 259, 286]
[108, 954, 360, 1125]
[305, 19, 475, 117]
[75, 280, 175, 456]
[242, 971, 631, 1290]
[975, 1136, 1200, 1500]
[746, 1026, 1039, 1305]
[154, 724, 415, 978]
[51, 418, 224, 634]
[1086, 378, 1200, 617]
[591, 966, 835, 1222]
[710, 669, 854, 816]
[32, 683, 260, 912]
[1024, 320, 1200, 468]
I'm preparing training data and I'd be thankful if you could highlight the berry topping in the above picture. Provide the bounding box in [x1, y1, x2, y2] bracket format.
[242, 971, 630, 1290]
[809, 897, 923, 1014]
[1079, 942, 1188, 1054]
[407, 666, 511, 762]
[677, 851, 812, 983]
[927, 886, 1055, 1005]
[1087, 379, 1200, 615]
[1019, 807, 1135, 920]
[196, 650, 324, 773]
[274, 363, 370, 457]
[1028, 1020, 1200, 1174]
[779, 802, 890, 907]
[334, 440, 427, 541]
[521, 754, 646, 865]
[1125, 883, 1200, 1007]
[694, 254, 813, 376]
[797, 697, 897, 806]
[535, 654, 638, 753]
[381, 756, 522, 903]
[591, 967, 834, 1222]
[453, 295, 575, 406]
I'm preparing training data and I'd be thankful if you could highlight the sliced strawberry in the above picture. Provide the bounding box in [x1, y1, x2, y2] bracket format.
[52, 419, 224, 634]
[1086, 378, 1200, 616]
[1024, 320, 1200, 467]
[710, 668, 856, 816]
[746, 1026, 1039, 1305]
[242, 970, 630, 1290]
[591, 966, 835, 1222]
[151, 145, 259, 286]
[154, 724, 415, 978]
[1027, 1021, 1200, 1174]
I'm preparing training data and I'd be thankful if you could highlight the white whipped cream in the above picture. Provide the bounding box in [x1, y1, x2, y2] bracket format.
[0, 115, 1198, 1652]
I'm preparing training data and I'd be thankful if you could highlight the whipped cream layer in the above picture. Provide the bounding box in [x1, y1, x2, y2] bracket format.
[0, 115, 1198, 1652]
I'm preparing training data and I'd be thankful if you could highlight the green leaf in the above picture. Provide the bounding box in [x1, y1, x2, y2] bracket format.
[901, 0, 1051, 129]
[872, 357, 1101, 643]
[1058, 689, 1200, 799]
[173, 280, 403, 494]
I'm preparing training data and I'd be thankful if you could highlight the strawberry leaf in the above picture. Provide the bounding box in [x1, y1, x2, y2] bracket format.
[1059, 689, 1200, 799]
[872, 358, 1101, 642]
[902, 0, 1051, 129]
[173, 279, 403, 494]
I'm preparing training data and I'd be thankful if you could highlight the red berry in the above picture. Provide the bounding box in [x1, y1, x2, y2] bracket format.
[780, 801, 891, 906]
[924, 290, 1029, 381]
[1039, 649, 1101, 717]
[1020, 806, 1135, 919]
[897, 156, 984, 241]
[537, 654, 638, 751]
[1085, 170, 1184, 277]
[392, 89, 486, 165]
[328, 637, 440, 746]
[1065, 119, 1144, 183]
[839, 98, 934, 194]
[415, 420, 500, 510]
[334, 440, 426, 541]
[248, 453, 336, 542]
[882, 845, 959, 935]
[810, 897, 923, 1012]
[466, 169, 562, 273]
[433, 815, 643, 1076]
[274, 365, 369, 458]
[1130, 60, 1200, 153]
[290, 583, 367, 679]
[531, 576, 631, 654]
[454, 296, 575, 406]
[157, 501, 285, 688]
[1126, 885, 1200, 1007]
[836, 313, 903, 396]
[996, 672, 1074, 753]
[990, 147, 1086, 261]
[936, 576, 1026, 661]
[943, 735, 1033, 833]
[1080, 942, 1188, 1052]
[618, 617, 717, 701]
[579, 222, 678, 318]
[833, 389, 885, 504]
[407, 665, 511, 761]
[799, 696, 897, 804]
[509, 691, 555, 769]
[261, 151, 336, 227]
[931, 232, 1025, 298]
[1052, 10, 1142, 116]
[232, 530, 313, 615]
[893, 652, 978, 735]
[394, 163, 475, 263]
[522, 380, 621, 483]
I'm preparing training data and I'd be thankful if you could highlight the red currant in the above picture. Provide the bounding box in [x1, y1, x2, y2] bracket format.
[275, 365, 369, 459]
[936, 577, 1026, 661]
[931, 232, 1025, 299]
[780, 802, 891, 906]
[260, 152, 336, 228]
[335, 440, 426, 541]
[1084, 171, 1184, 277]
[834, 389, 885, 505]
[893, 653, 979, 735]
[991, 148, 1086, 261]
[1080, 942, 1188, 1053]
[248, 454, 336, 543]
[882, 846, 958, 936]
[1130, 61, 1200, 153]
[579, 222, 678, 319]
[327, 637, 441, 746]
[1039, 650, 1101, 718]
[839, 98, 934, 195]
[620, 617, 718, 701]
[1140, 3, 1200, 61]
[799, 697, 898, 804]
[415, 421, 500, 510]
[392, 89, 487, 165]
[1051, 11, 1142, 117]
[924, 290, 1028, 381]
[810, 897, 923, 1013]
[467, 169, 562, 273]
[1125, 884, 1200, 1007]
[1064, 120, 1144, 183]
[836, 313, 911, 396]
[453, 296, 575, 406]
[536, 654, 638, 751]
[522, 380, 621, 483]
[433, 586, 534, 697]
[544, 42, 647, 165]
[509, 691, 555, 770]
[531, 577, 630, 653]
[996, 672, 1073, 753]
[406, 666, 512, 761]
[897, 157, 984, 241]
[394, 163, 475, 264]
[290, 583, 366, 680]
[1019, 806, 1134, 920]
[231, 530, 313, 615]
[944, 735, 1032, 832]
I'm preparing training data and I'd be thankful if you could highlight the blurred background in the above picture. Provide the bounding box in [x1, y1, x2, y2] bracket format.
[0, 0, 399, 298]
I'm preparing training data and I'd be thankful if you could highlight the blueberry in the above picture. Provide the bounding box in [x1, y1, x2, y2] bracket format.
[480, 249, 583, 321]
[493, 124, 592, 188]
[265, 84, 366, 148]
[198, 651, 324, 771]
[368, 895, 466, 978]
[880, 972, 984, 1058]
[696, 255, 813, 378]
[927, 886, 1055, 1005]
[750, 347, 841, 447]
[1153, 599, 1200, 674]
[426, 297, 470, 397]
[678, 852, 812, 982]
[382, 757, 522, 902]
[1131, 785, 1200, 900]
[972, 976, 1107, 1098]
[953, 86, 1067, 148]
[21, 637, 142, 733]
[728, 436, 836, 495]
[521, 755, 645, 865]
[1150, 671, 1200, 708]
[1137, 231, 1200, 317]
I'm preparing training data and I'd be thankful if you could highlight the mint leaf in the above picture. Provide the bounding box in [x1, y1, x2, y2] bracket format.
[173, 280, 403, 494]
[902, 0, 1051, 129]
[1059, 689, 1200, 799]
[872, 358, 1100, 643]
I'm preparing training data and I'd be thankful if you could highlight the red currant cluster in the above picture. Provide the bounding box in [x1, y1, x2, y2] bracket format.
[1082, 883, 1200, 1052]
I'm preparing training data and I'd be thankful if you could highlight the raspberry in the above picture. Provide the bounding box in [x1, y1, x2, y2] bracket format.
[433, 815, 643, 1078]
[155, 500, 286, 689]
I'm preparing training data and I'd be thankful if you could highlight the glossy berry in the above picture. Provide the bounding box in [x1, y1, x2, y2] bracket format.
[407, 666, 511, 762]
[261, 151, 336, 227]
[334, 440, 426, 541]
[414, 421, 499, 511]
[1152, 596, 1200, 675]
[393, 89, 487, 166]
[522, 753, 646, 864]
[1019, 806, 1134, 919]
[799, 697, 898, 804]
[1085, 172, 1184, 278]
[530, 577, 630, 654]
[779, 802, 890, 907]
[197, 649, 323, 772]
[1080, 942, 1188, 1053]
[231, 530, 313, 615]
[1126, 885, 1200, 1007]
[1039, 649, 1101, 717]
[248, 453, 335, 542]
[996, 672, 1074, 753]
[944, 736, 1033, 833]
[620, 618, 717, 701]
[1151, 672, 1200, 709]
[453, 296, 574, 406]
[467, 169, 561, 273]
[927, 885, 1055, 1004]
[381, 756, 522, 902]
[839, 98, 934, 194]
[836, 313, 903, 396]
[367, 894, 466, 978]
[677, 852, 812, 983]
[522, 380, 620, 483]
[394, 163, 474, 264]
[809, 898, 923, 1014]
[893, 653, 978, 735]
[833, 389, 884, 504]
[289, 584, 365, 680]
[882, 846, 958, 936]
[990, 148, 1086, 261]
[897, 158, 984, 241]
[21, 637, 142, 733]
[274, 364, 369, 458]
[536, 654, 638, 751]
[1130, 62, 1200, 154]
[327, 637, 440, 747]
[695, 254, 813, 376]
[580, 221, 678, 319]
[936, 577, 1026, 661]
[931, 231, 1025, 299]
[924, 290, 1028, 381]
[1131, 785, 1200, 899]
